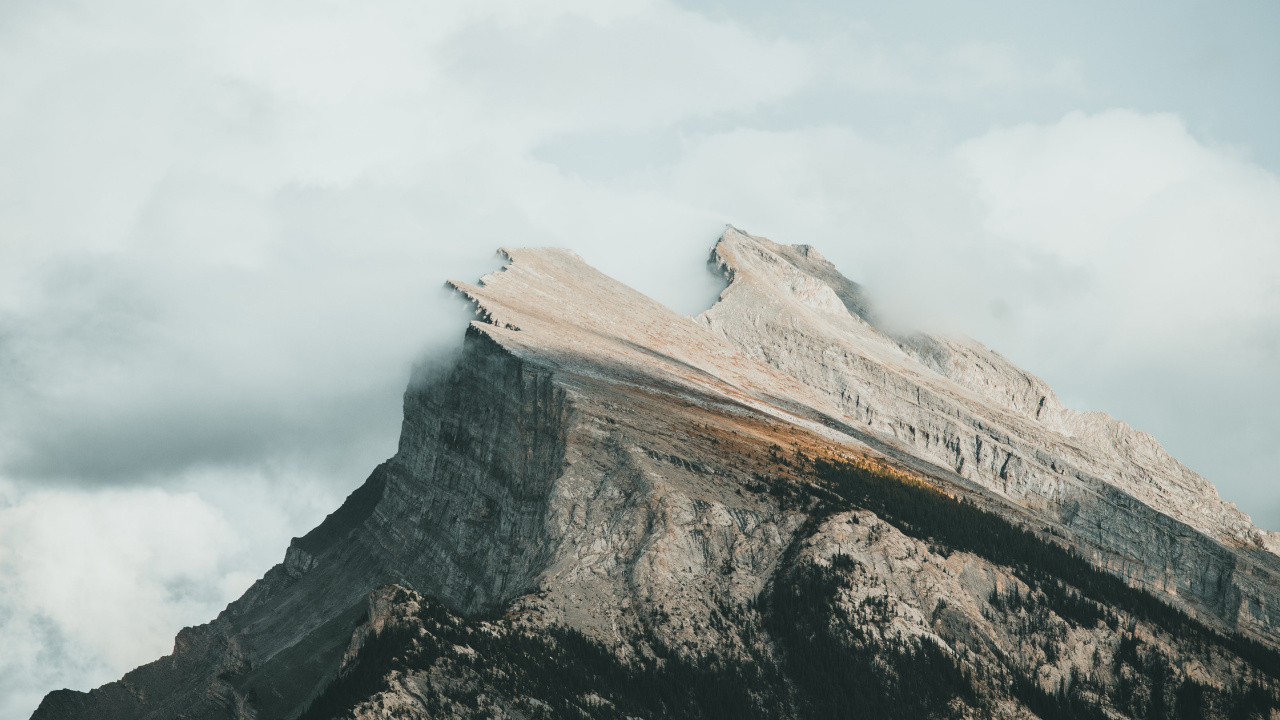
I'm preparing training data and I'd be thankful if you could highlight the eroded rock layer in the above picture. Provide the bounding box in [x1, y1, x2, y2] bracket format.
[33, 229, 1280, 720]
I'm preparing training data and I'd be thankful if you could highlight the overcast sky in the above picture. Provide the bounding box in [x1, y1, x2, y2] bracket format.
[2, 1, 1278, 716]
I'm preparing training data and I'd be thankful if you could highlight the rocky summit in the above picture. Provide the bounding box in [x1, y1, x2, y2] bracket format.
[34, 228, 1280, 719]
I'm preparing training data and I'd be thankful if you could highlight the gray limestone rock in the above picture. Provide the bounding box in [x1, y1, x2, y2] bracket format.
[32, 228, 1280, 720]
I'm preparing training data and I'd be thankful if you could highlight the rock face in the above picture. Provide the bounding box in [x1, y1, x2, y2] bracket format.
[33, 228, 1280, 719]
[702, 231, 1280, 639]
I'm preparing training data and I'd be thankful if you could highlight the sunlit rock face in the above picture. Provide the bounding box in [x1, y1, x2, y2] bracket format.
[703, 229, 1280, 635]
[33, 229, 1280, 720]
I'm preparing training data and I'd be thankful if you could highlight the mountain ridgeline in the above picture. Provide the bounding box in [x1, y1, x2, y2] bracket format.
[34, 228, 1280, 719]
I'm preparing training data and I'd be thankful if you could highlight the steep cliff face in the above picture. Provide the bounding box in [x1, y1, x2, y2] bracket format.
[32, 332, 576, 720]
[33, 229, 1280, 720]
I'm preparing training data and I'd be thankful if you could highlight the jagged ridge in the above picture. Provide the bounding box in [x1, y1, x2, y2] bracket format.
[33, 228, 1280, 720]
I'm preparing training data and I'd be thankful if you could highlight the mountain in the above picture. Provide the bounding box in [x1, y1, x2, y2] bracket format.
[34, 228, 1280, 719]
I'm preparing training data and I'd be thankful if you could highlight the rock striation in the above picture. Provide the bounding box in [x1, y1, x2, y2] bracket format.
[702, 230, 1280, 639]
[32, 228, 1280, 719]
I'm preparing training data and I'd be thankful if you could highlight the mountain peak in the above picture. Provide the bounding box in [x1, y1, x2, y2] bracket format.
[35, 228, 1280, 720]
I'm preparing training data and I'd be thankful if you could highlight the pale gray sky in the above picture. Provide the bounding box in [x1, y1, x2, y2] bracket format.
[1, 1, 1277, 717]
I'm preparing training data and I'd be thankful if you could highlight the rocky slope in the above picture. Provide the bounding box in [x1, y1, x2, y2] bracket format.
[33, 228, 1280, 719]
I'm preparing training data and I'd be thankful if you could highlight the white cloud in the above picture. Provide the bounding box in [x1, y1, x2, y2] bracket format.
[956, 110, 1280, 370]
[0, 484, 237, 718]
[0, 463, 352, 720]
[438, 1, 812, 137]
[818, 36, 1082, 97]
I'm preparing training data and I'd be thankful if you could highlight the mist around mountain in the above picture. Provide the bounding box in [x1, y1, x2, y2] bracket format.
[31, 229, 1280, 720]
